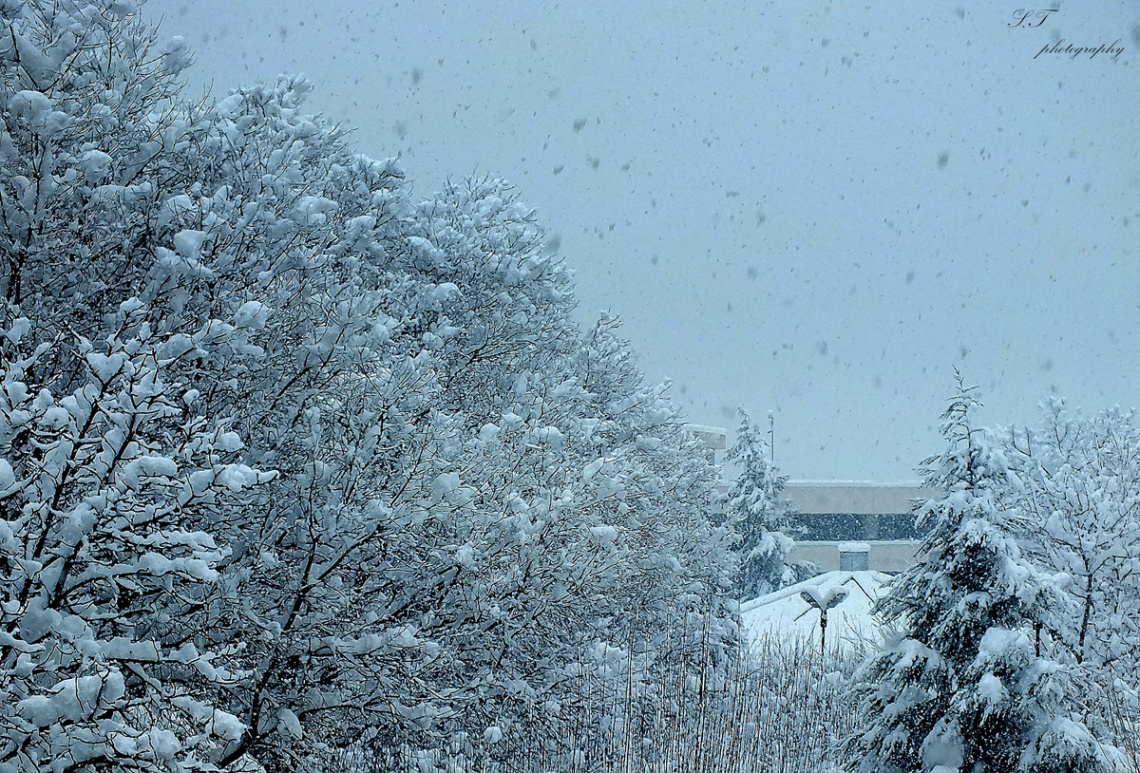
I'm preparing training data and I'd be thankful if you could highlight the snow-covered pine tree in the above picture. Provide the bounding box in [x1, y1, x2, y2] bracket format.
[844, 377, 1114, 773]
[723, 408, 796, 599]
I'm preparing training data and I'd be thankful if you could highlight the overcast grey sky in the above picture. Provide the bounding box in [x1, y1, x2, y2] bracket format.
[142, 0, 1140, 481]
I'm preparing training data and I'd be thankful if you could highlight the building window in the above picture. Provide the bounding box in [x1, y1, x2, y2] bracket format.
[792, 512, 922, 542]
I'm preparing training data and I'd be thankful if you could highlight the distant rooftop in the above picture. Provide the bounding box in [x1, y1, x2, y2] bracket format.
[682, 423, 728, 436]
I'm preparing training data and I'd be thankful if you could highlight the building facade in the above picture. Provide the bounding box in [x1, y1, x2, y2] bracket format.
[682, 426, 927, 573]
[783, 481, 930, 572]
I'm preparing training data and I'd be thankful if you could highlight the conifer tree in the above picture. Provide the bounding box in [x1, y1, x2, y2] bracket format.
[723, 409, 797, 598]
[844, 377, 1113, 773]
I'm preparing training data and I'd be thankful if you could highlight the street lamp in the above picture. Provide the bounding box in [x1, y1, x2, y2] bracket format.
[797, 585, 850, 657]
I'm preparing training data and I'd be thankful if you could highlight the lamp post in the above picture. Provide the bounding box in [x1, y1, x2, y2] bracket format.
[797, 585, 850, 657]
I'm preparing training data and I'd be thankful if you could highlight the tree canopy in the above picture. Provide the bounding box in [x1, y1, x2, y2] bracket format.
[0, 3, 738, 771]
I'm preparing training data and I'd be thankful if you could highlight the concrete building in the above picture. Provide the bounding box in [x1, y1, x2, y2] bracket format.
[783, 481, 931, 573]
[682, 426, 926, 573]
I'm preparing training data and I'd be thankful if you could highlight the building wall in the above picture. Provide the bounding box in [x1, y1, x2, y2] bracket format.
[684, 424, 727, 466]
[783, 481, 930, 515]
[791, 540, 919, 573]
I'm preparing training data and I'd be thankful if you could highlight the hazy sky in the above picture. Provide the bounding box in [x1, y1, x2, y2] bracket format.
[142, 0, 1140, 481]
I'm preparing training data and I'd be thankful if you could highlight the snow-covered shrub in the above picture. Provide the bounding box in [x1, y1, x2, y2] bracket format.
[1000, 399, 1140, 753]
[358, 631, 861, 773]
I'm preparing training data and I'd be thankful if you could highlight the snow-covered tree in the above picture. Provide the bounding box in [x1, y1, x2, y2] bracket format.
[0, 8, 448, 756]
[374, 184, 740, 765]
[1000, 400, 1140, 744]
[0, 2, 742, 769]
[844, 378, 1114, 773]
[723, 408, 797, 598]
[0, 321, 272, 772]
